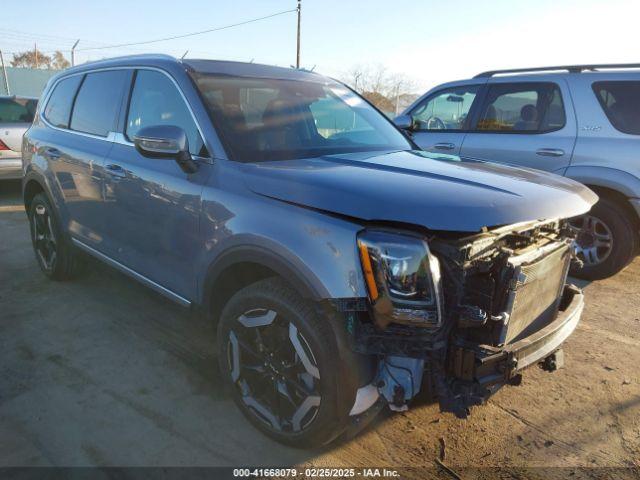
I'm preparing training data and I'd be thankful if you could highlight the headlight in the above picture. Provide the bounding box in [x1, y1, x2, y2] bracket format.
[357, 229, 442, 328]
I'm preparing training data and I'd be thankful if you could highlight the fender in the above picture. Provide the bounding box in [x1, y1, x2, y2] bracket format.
[564, 165, 640, 200]
[22, 169, 55, 212]
[22, 150, 71, 227]
[200, 242, 332, 311]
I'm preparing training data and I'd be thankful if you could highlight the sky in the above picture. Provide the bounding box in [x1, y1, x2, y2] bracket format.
[1, 0, 639, 92]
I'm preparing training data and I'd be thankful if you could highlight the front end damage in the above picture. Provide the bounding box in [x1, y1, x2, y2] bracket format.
[341, 219, 584, 418]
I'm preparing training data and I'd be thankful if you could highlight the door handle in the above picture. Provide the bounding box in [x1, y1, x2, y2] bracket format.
[536, 148, 565, 157]
[434, 142, 455, 150]
[105, 163, 127, 178]
[44, 147, 61, 160]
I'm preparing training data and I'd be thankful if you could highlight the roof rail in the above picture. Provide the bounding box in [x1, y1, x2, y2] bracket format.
[474, 63, 640, 78]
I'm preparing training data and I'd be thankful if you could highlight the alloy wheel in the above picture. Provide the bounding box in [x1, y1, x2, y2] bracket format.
[227, 308, 321, 433]
[32, 203, 57, 270]
[570, 214, 613, 266]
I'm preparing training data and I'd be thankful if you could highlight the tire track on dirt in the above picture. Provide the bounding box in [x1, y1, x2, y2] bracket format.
[489, 401, 616, 464]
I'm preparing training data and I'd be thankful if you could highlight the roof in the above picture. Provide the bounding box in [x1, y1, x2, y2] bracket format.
[474, 63, 640, 78]
[60, 53, 180, 75]
[59, 54, 327, 83]
[184, 59, 326, 82]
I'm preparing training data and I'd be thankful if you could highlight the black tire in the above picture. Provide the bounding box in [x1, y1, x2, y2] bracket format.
[570, 197, 638, 280]
[28, 193, 82, 280]
[217, 277, 357, 448]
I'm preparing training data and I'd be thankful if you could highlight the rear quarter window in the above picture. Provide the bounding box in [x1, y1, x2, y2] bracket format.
[592, 81, 640, 135]
[0, 97, 37, 124]
[43, 75, 83, 128]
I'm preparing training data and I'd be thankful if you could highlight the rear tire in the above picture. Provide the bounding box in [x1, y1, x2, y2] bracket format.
[217, 277, 357, 448]
[570, 197, 638, 280]
[28, 193, 82, 280]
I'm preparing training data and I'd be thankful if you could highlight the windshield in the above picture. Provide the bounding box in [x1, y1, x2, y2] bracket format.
[192, 74, 412, 162]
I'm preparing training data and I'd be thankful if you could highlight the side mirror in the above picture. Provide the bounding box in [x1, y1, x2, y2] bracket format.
[133, 125, 198, 174]
[393, 114, 414, 131]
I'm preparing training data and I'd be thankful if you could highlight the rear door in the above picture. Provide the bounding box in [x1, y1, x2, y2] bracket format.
[41, 70, 130, 248]
[568, 75, 640, 186]
[460, 80, 576, 174]
[406, 84, 482, 155]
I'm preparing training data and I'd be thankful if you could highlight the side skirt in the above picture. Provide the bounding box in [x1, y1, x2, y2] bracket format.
[71, 238, 192, 308]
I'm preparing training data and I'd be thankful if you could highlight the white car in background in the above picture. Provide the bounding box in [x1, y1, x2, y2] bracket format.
[0, 95, 37, 180]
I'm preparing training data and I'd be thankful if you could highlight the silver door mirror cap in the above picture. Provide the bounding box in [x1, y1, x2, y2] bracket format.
[133, 125, 189, 159]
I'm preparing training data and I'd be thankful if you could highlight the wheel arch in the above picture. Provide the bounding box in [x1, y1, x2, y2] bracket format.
[583, 184, 640, 230]
[201, 245, 330, 323]
[23, 176, 47, 213]
[564, 165, 640, 227]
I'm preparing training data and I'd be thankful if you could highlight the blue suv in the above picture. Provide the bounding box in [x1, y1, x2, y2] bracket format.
[23, 55, 597, 447]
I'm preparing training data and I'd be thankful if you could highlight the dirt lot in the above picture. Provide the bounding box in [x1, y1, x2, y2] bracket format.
[1, 179, 639, 477]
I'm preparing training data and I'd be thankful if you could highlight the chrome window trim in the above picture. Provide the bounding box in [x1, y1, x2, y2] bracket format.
[40, 65, 213, 159]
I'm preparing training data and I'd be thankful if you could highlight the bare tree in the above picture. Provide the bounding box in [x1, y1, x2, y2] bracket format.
[52, 51, 71, 70]
[11, 49, 70, 70]
[341, 64, 417, 115]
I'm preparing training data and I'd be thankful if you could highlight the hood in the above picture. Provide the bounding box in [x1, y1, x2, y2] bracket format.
[241, 150, 598, 232]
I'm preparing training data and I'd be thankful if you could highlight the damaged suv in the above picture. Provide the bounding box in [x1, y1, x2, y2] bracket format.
[22, 55, 597, 447]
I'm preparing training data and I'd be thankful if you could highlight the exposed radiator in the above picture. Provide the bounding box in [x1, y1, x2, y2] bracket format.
[503, 242, 572, 344]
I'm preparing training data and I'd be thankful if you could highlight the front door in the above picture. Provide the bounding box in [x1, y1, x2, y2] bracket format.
[407, 84, 481, 155]
[102, 69, 212, 299]
[460, 80, 577, 174]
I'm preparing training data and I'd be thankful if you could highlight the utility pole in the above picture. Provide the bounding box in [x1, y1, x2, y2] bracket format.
[0, 50, 10, 95]
[296, 0, 301, 68]
[71, 39, 80, 67]
[35, 43, 38, 69]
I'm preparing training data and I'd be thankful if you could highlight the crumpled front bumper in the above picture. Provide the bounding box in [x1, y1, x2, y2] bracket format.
[450, 284, 584, 397]
[348, 284, 585, 417]
[505, 287, 583, 371]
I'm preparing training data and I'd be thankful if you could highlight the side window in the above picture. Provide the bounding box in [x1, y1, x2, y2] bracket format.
[476, 82, 566, 133]
[43, 75, 82, 128]
[410, 86, 479, 131]
[126, 70, 207, 157]
[0, 97, 37, 124]
[592, 81, 640, 135]
[70, 70, 128, 137]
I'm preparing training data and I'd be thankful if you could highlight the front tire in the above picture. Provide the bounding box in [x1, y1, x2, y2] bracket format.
[217, 277, 356, 448]
[28, 193, 82, 280]
[570, 197, 638, 280]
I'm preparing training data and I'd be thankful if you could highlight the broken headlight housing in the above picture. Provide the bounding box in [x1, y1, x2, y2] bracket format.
[357, 229, 442, 328]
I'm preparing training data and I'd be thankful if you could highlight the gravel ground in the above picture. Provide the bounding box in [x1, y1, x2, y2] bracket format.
[1, 179, 638, 478]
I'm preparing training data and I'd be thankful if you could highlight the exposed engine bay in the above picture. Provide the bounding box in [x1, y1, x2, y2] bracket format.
[342, 219, 583, 418]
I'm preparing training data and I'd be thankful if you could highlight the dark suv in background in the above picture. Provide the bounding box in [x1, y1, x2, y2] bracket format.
[22, 55, 596, 447]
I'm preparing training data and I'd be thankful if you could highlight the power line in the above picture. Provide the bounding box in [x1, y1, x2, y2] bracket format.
[0, 8, 296, 56]
[76, 8, 296, 51]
